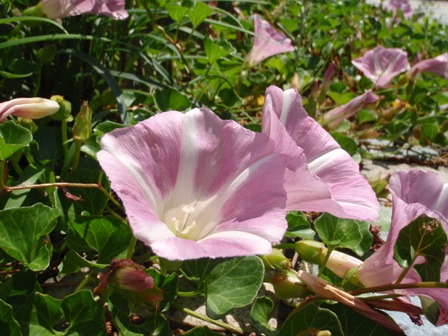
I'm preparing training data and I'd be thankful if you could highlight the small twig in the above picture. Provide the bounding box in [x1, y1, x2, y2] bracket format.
[349, 281, 448, 296]
[171, 303, 244, 335]
[3, 182, 100, 191]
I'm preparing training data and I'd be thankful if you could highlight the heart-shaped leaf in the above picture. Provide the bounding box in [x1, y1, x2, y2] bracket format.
[0, 204, 59, 271]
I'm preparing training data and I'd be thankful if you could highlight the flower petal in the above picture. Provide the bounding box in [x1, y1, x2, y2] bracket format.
[98, 108, 289, 260]
[352, 46, 409, 88]
[246, 15, 294, 66]
[323, 91, 379, 129]
[409, 53, 448, 79]
[263, 86, 380, 221]
[42, 0, 128, 20]
[358, 170, 448, 323]
[151, 231, 273, 260]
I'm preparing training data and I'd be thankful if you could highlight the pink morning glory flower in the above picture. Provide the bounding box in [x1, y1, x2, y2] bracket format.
[0, 97, 60, 123]
[41, 0, 128, 20]
[98, 108, 290, 261]
[358, 170, 448, 325]
[322, 90, 379, 129]
[409, 53, 448, 79]
[246, 15, 295, 66]
[262, 86, 380, 222]
[386, 0, 413, 19]
[352, 46, 409, 88]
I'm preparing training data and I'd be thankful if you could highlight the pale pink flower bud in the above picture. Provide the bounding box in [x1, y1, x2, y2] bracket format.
[296, 240, 362, 278]
[114, 267, 154, 292]
[323, 91, 379, 129]
[0, 97, 60, 123]
[408, 53, 448, 79]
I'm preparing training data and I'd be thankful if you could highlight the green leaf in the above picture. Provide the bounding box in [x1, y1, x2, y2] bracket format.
[6, 293, 62, 336]
[0, 121, 32, 160]
[3, 163, 46, 209]
[278, 303, 343, 336]
[322, 303, 395, 336]
[421, 123, 439, 142]
[60, 250, 105, 275]
[69, 216, 132, 263]
[181, 258, 225, 282]
[328, 91, 356, 105]
[166, 5, 190, 23]
[94, 121, 125, 137]
[205, 256, 264, 318]
[204, 39, 235, 64]
[183, 326, 222, 335]
[420, 296, 441, 326]
[188, 2, 213, 29]
[0, 299, 22, 336]
[67, 169, 110, 215]
[394, 214, 447, 281]
[0, 70, 33, 79]
[34, 293, 63, 333]
[314, 213, 372, 256]
[61, 290, 105, 335]
[357, 109, 378, 124]
[153, 88, 191, 111]
[285, 212, 315, 239]
[0, 204, 59, 271]
[250, 296, 275, 335]
[331, 132, 358, 156]
[218, 88, 242, 107]
[108, 292, 167, 336]
[33, 126, 63, 161]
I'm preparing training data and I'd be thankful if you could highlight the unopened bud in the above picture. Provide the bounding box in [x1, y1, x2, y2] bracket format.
[50, 95, 72, 121]
[95, 259, 164, 308]
[295, 240, 327, 265]
[0, 97, 60, 123]
[272, 270, 309, 299]
[73, 101, 92, 143]
[261, 248, 291, 270]
[113, 267, 154, 292]
[296, 240, 362, 278]
[22, 4, 45, 18]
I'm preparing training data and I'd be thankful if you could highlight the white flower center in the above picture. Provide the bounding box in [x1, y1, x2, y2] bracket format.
[170, 205, 197, 236]
[162, 197, 222, 241]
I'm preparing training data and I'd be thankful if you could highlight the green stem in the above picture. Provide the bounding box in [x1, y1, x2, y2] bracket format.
[273, 243, 296, 250]
[317, 246, 334, 277]
[99, 185, 123, 210]
[10, 157, 23, 176]
[394, 265, 411, 285]
[349, 281, 448, 296]
[75, 273, 94, 292]
[71, 141, 82, 171]
[172, 303, 244, 335]
[61, 119, 69, 158]
[33, 64, 42, 97]
[126, 235, 136, 259]
[106, 205, 125, 221]
[0, 160, 6, 190]
[46, 170, 57, 208]
[177, 291, 200, 298]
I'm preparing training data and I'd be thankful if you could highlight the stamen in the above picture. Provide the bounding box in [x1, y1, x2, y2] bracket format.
[169, 204, 198, 237]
